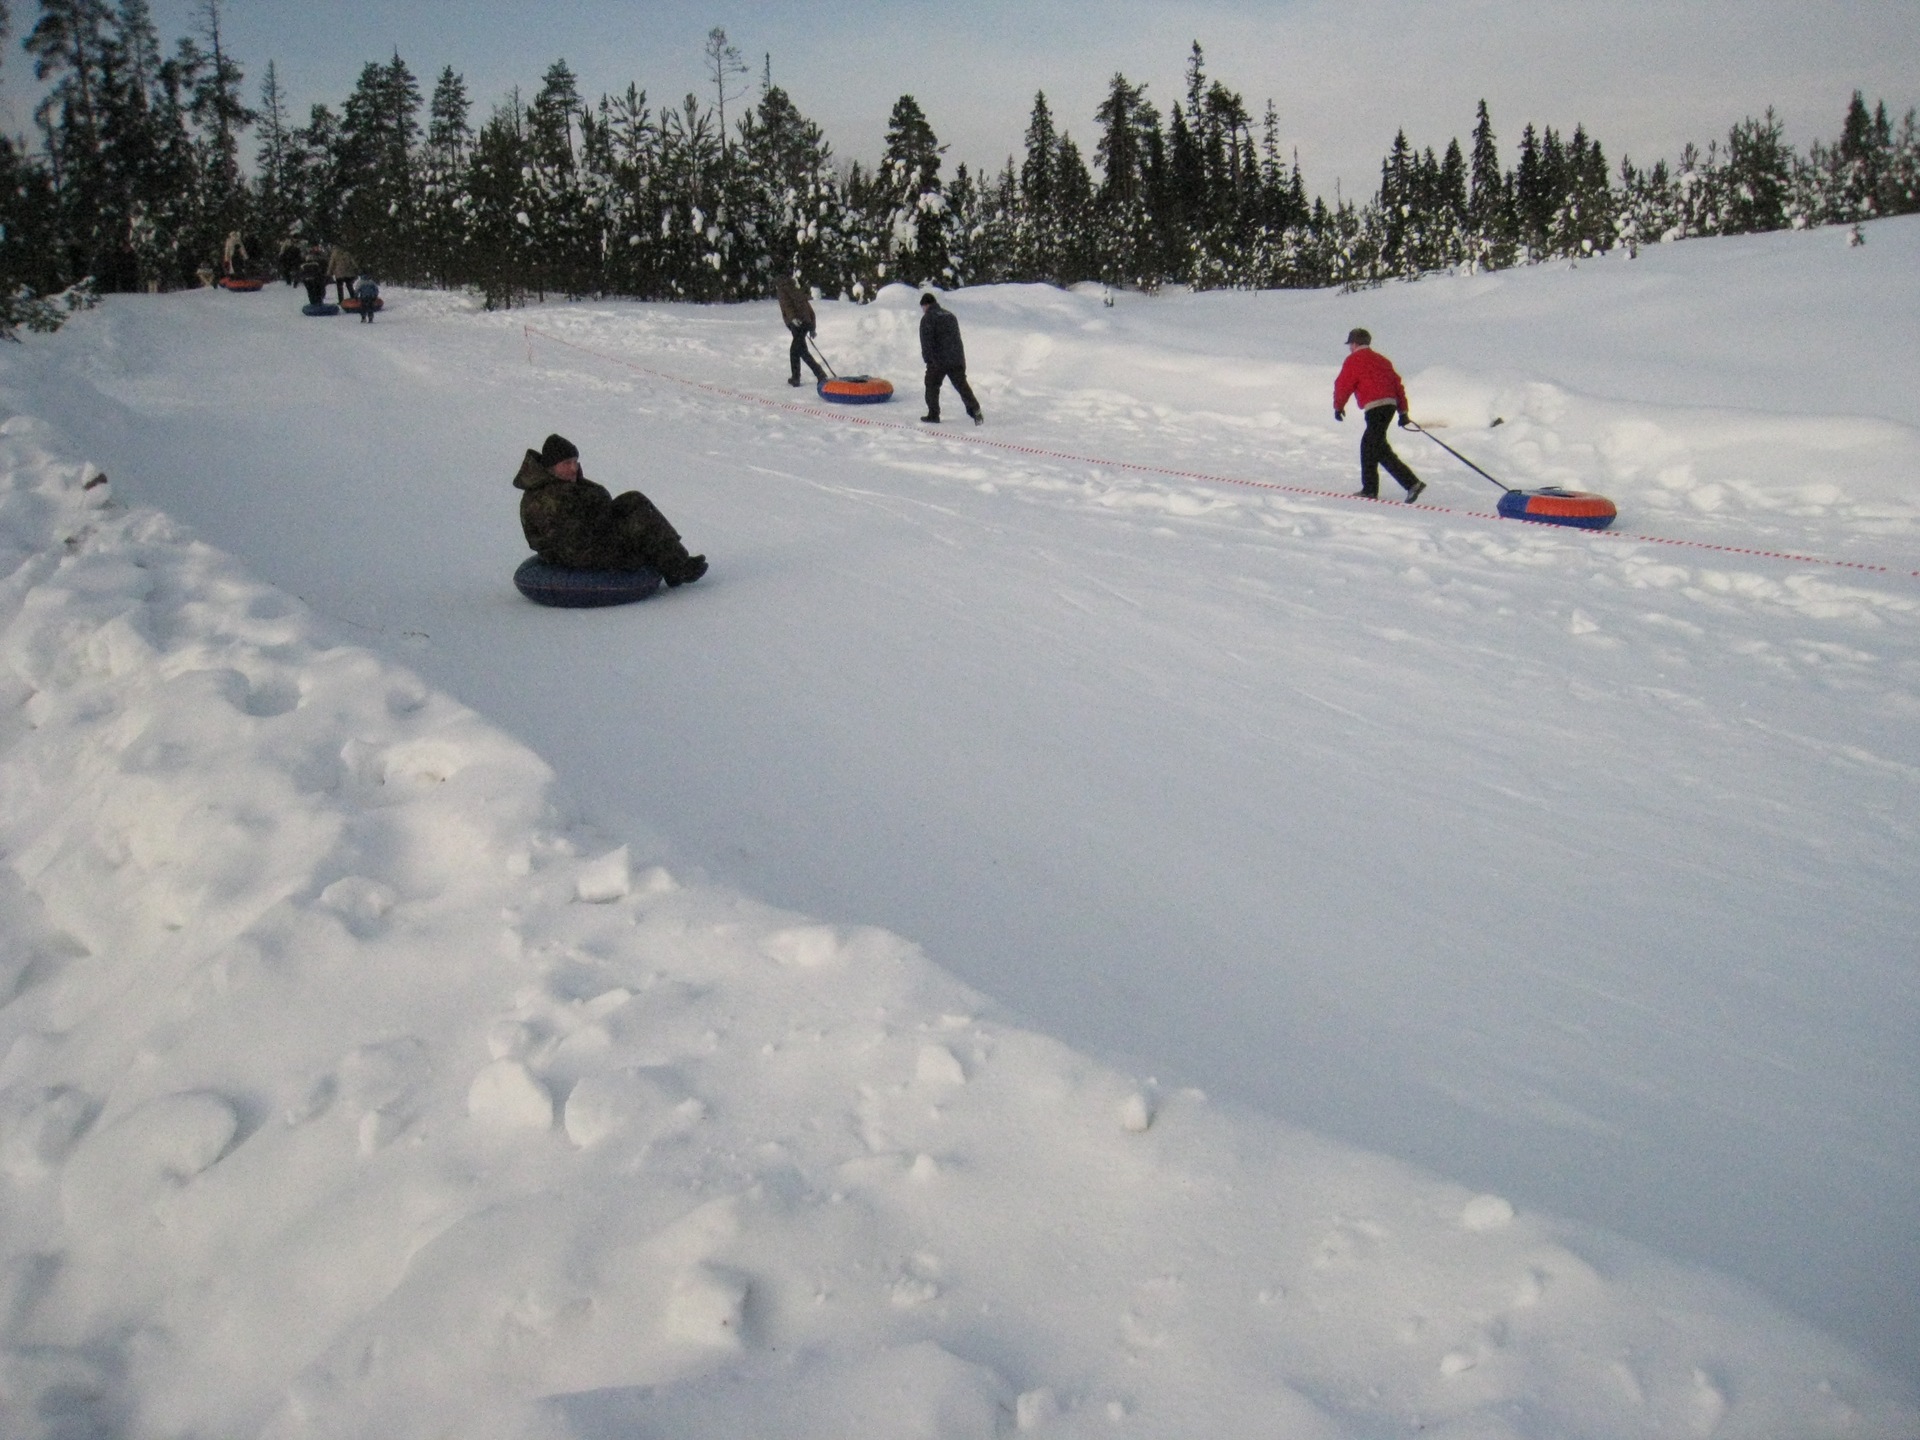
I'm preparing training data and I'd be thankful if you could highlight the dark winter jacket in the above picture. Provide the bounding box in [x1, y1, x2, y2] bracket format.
[919, 302, 966, 369]
[514, 450, 685, 573]
[1333, 346, 1409, 415]
[298, 253, 326, 285]
[775, 278, 816, 333]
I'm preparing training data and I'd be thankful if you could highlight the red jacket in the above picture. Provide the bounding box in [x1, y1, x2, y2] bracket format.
[1333, 346, 1408, 414]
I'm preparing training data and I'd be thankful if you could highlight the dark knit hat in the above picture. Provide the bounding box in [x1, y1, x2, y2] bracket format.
[539, 433, 579, 466]
[1346, 327, 1372, 346]
[919, 292, 936, 307]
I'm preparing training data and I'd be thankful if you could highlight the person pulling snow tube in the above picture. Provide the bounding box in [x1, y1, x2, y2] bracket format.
[513, 556, 663, 608]
[817, 375, 893, 405]
[1495, 488, 1618, 530]
[218, 276, 266, 292]
[301, 302, 341, 317]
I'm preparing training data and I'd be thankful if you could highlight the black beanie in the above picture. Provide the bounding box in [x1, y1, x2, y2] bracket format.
[539, 433, 579, 466]
[1346, 327, 1371, 347]
[919, 292, 936, 306]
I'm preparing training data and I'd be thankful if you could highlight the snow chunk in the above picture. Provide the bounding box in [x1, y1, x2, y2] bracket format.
[663, 1263, 748, 1347]
[1120, 1092, 1155, 1133]
[60, 1091, 239, 1228]
[0, 1086, 95, 1180]
[761, 924, 842, 968]
[574, 845, 630, 903]
[915, 1042, 966, 1088]
[318, 875, 398, 936]
[1016, 1387, 1062, 1430]
[562, 1067, 693, 1149]
[1462, 1193, 1517, 1231]
[336, 1037, 431, 1120]
[467, 1059, 554, 1131]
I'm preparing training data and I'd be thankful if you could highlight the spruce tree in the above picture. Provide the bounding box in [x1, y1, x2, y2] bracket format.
[1019, 91, 1060, 281]
[418, 66, 471, 287]
[1093, 73, 1160, 287]
[252, 61, 297, 248]
[1722, 109, 1790, 234]
[875, 94, 948, 287]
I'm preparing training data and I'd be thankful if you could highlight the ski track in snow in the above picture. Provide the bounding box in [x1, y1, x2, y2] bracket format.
[0, 217, 1915, 1436]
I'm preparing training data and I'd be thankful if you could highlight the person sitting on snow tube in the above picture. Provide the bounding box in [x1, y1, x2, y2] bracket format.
[513, 434, 707, 587]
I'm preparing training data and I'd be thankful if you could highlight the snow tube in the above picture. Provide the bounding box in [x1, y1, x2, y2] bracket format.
[341, 295, 384, 313]
[818, 375, 893, 405]
[1496, 487, 1617, 530]
[513, 556, 662, 608]
[218, 277, 266, 292]
[301, 302, 340, 317]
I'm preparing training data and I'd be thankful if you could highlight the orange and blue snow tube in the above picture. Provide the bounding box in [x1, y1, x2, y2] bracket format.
[818, 375, 894, 405]
[1496, 488, 1618, 529]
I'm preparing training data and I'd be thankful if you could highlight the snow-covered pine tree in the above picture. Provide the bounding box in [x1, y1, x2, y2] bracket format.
[871, 93, 948, 289]
[416, 66, 472, 288]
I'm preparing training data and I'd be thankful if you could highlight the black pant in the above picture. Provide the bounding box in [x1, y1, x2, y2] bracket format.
[1360, 406, 1420, 496]
[924, 363, 980, 420]
[610, 490, 694, 578]
[789, 323, 825, 381]
[335, 276, 352, 303]
[303, 280, 327, 306]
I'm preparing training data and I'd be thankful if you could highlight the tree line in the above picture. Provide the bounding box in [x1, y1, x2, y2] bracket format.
[3, 3, 1917, 334]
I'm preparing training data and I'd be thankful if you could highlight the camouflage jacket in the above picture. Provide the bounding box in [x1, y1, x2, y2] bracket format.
[513, 450, 681, 572]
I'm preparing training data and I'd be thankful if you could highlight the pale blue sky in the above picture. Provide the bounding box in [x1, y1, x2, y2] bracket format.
[4, 0, 1915, 196]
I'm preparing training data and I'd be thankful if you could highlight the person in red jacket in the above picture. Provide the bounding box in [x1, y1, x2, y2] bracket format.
[1333, 328, 1426, 502]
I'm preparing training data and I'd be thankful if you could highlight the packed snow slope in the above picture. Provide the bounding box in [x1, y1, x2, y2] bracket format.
[0, 217, 1913, 1435]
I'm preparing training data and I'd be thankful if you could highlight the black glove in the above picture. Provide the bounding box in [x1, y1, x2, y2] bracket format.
[1397, 411, 1411, 428]
[1334, 408, 1345, 422]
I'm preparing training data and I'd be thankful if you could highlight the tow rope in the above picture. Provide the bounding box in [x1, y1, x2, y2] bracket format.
[522, 324, 1920, 582]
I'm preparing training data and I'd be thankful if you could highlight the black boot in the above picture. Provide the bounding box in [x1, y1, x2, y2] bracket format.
[665, 554, 708, 587]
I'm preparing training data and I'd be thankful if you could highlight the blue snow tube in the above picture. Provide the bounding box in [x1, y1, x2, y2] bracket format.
[302, 302, 340, 316]
[818, 375, 894, 405]
[514, 556, 663, 608]
[1495, 487, 1618, 530]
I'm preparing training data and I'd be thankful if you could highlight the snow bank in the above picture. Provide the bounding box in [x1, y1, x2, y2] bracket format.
[0, 409, 1912, 1435]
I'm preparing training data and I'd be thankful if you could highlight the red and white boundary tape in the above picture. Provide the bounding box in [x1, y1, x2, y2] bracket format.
[523, 324, 1920, 582]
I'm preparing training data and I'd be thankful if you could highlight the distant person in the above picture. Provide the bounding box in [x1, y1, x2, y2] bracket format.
[514, 434, 708, 587]
[277, 238, 303, 286]
[353, 274, 380, 322]
[299, 244, 329, 306]
[918, 292, 982, 425]
[1333, 327, 1424, 503]
[221, 229, 248, 278]
[327, 243, 358, 304]
[776, 276, 826, 388]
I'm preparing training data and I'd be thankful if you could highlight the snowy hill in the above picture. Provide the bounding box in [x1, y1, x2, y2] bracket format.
[0, 217, 1915, 1438]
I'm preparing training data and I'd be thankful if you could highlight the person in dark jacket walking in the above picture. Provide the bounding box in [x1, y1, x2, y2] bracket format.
[776, 277, 826, 387]
[513, 434, 708, 586]
[1332, 328, 1425, 502]
[918, 292, 982, 425]
[353, 274, 380, 321]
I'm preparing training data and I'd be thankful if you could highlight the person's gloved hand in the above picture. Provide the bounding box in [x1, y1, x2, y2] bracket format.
[1397, 411, 1411, 428]
[1333, 408, 1345, 422]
